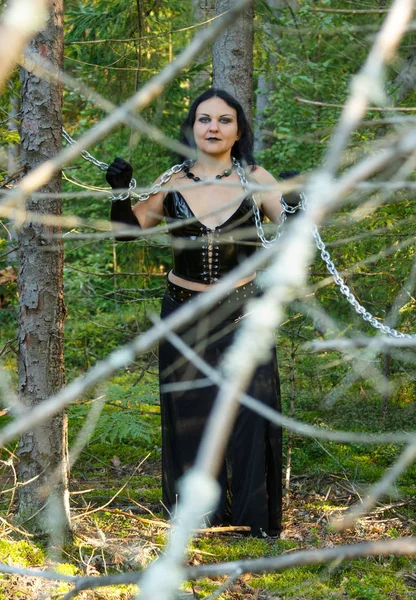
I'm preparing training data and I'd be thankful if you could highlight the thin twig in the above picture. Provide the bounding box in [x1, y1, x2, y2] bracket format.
[3, 538, 415, 598]
[8, 0, 255, 202]
[334, 443, 416, 530]
[295, 96, 416, 111]
[320, 0, 414, 176]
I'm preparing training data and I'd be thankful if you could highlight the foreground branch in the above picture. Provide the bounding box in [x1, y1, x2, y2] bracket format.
[1, 538, 416, 597]
[335, 443, 416, 530]
[321, 0, 414, 176]
[8, 0, 254, 203]
[185, 537, 416, 578]
[0, 0, 49, 91]
[0, 245, 274, 448]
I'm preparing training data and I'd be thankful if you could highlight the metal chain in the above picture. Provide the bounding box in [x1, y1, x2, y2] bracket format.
[234, 159, 287, 248]
[312, 227, 415, 339]
[62, 127, 186, 201]
[130, 162, 186, 202]
[236, 159, 413, 338]
[62, 128, 109, 171]
[61, 129, 414, 338]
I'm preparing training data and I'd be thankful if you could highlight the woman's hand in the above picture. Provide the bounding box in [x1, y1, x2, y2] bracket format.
[106, 157, 133, 189]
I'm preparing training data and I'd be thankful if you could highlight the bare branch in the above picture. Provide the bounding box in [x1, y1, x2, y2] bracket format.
[321, 0, 414, 176]
[185, 537, 416, 578]
[7, 0, 254, 204]
[310, 337, 416, 351]
[0, 0, 50, 91]
[19, 52, 195, 160]
[1, 538, 416, 597]
[311, 8, 391, 14]
[335, 443, 416, 530]
[0, 244, 274, 448]
[295, 96, 416, 111]
[156, 320, 416, 446]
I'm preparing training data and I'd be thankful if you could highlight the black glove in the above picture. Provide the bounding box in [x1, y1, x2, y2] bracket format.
[106, 157, 133, 189]
[107, 158, 139, 241]
[279, 170, 303, 211]
[111, 197, 141, 241]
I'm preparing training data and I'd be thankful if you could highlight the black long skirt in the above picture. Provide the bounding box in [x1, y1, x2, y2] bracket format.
[159, 279, 283, 537]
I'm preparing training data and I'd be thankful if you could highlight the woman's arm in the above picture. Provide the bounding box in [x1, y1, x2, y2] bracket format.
[107, 158, 166, 240]
[252, 166, 304, 223]
[251, 166, 283, 224]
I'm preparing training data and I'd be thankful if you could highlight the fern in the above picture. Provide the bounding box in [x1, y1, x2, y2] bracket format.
[69, 382, 159, 446]
[94, 410, 153, 444]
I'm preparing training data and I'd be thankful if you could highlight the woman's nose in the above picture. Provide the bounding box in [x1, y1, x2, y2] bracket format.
[209, 120, 219, 131]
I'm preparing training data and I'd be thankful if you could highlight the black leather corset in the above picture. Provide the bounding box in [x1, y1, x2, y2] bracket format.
[163, 190, 261, 284]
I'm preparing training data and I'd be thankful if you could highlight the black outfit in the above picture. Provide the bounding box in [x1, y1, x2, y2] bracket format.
[163, 190, 260, 283]
[110, 184, 283, 536]
[158, 191, 283, 537]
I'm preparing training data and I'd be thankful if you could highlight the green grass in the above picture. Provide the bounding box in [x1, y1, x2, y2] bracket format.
[1, 321, 416, 598]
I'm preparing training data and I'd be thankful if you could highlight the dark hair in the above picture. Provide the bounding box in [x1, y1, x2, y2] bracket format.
[179, 88, 256, 166]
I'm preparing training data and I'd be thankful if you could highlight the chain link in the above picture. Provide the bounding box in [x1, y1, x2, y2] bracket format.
[62, 128, 109, 171]
[312, 227, 415, 339]
[61, 128, 414, 338]
[130, 162, 186, 202]
[62, 127, 186, 201]
[234, 159, 287, 248]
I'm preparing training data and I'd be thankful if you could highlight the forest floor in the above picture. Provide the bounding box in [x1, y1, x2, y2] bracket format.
[1, 474, 416, 599]
[1, 368, 416, 599]
[1, 437, 416, 598]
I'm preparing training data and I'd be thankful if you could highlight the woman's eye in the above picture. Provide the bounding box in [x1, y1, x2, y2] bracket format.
[199, 117, 210, 123]
[220, 118, 231, 124]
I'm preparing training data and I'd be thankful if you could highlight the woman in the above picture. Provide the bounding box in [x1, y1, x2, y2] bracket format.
[106, 88, 297, 537]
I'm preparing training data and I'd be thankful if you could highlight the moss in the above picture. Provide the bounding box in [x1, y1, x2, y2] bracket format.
[191, 537, 280, 563]
[251, 565, 328, 598]
[132, 487, 162, 503]
[339, 562, 411, 600]
[0, 540, 46, 568]
[54, 562, 79, 576]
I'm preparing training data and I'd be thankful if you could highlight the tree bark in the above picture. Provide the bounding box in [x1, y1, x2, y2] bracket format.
[254, 0, 298, 153]
[8, 81, 20, 175]
[192, 0, 215, 89]
[212, 0, 254, 125]
[17, 0, 71, 537]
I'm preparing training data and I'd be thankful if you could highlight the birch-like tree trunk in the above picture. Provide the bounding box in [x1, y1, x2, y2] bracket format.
[212, 0, 254, 124]
[17, 0, 71, 536]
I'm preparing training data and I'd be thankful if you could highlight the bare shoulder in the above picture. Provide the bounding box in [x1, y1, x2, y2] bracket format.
[250, 165, 279, 185]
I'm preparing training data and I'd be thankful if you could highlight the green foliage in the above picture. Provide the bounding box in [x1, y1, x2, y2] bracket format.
[251, 557, 412, 599]
[0, 540, 45, 567]
[1, 3, 416, 598]
[69, 375, 160, 451]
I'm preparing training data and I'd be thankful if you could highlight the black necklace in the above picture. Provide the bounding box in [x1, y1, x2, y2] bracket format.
[183, 163, 234, 182]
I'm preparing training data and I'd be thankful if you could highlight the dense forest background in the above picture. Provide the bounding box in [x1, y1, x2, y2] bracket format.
[0, 0, 415, 598]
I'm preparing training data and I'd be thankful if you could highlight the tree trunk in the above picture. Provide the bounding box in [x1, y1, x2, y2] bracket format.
[6, 81, 20, 259]
[212, 0, 254, 125]
[8, 81, 19, 175]
[254, 0, 298, 153]
[17, 0, 71, 537]
[254, 0, 279, 154]
[192, 0, 215, 89]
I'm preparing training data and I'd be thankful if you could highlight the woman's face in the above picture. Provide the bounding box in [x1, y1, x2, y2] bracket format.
[192, 97, 240, 158]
